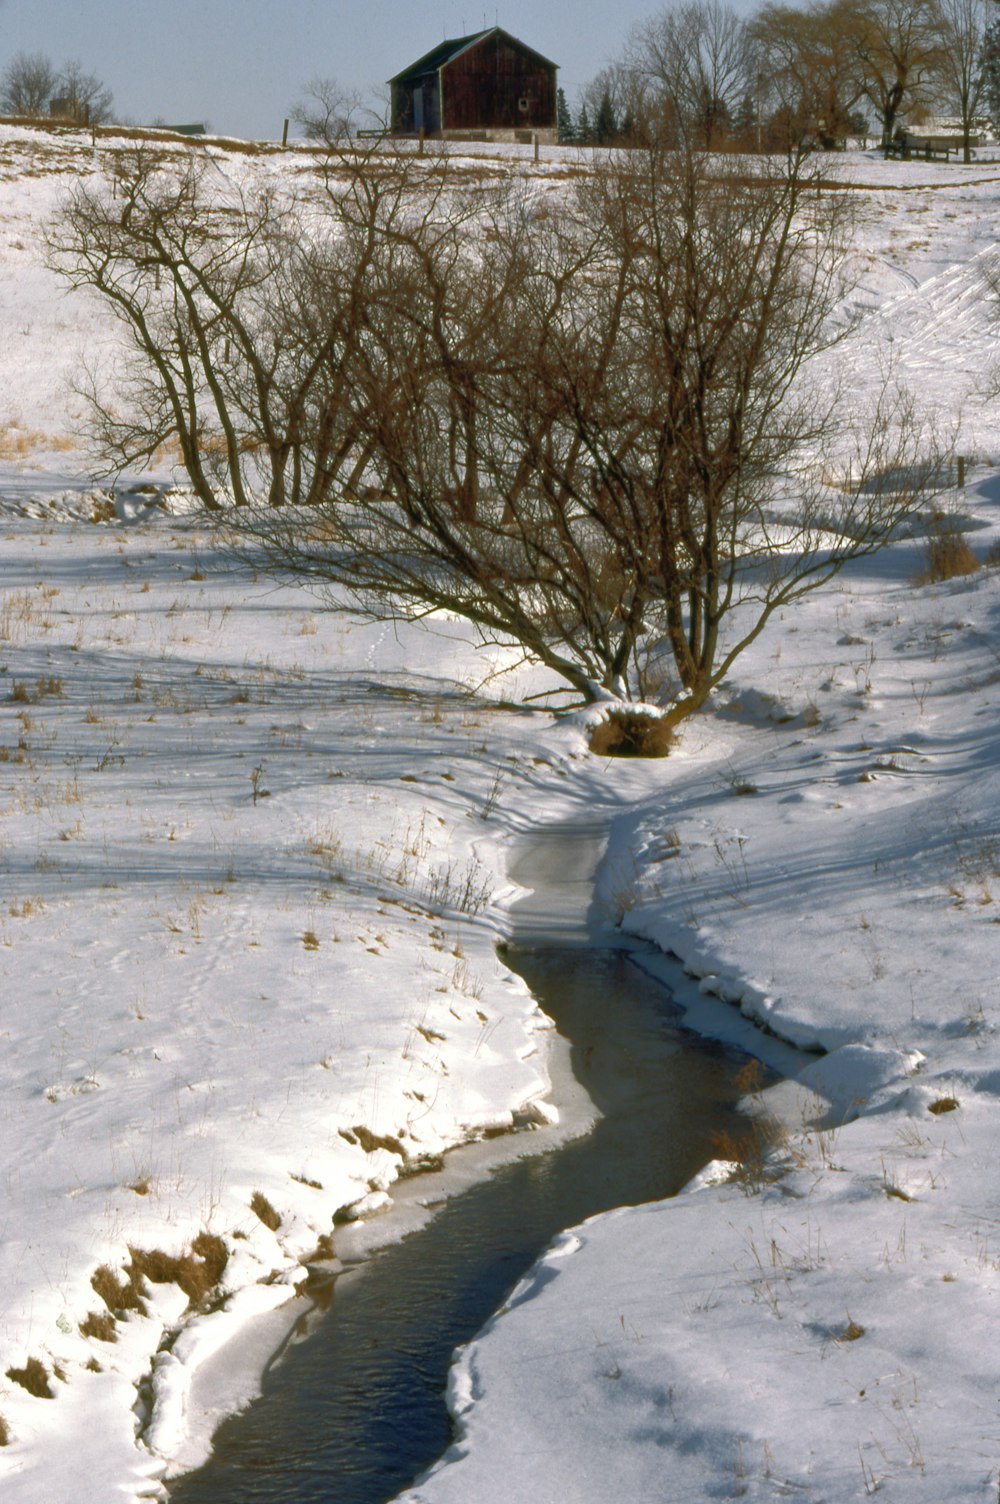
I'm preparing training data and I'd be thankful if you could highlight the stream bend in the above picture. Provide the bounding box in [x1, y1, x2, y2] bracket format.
[166, 820, 756, 1504]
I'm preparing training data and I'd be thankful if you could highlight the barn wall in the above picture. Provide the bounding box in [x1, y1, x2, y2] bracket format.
[442, 36, 555, 131]
[391, 75, 441, 134]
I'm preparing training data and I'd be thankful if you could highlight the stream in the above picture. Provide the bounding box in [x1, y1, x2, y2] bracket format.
[166, 820, 763, 1504]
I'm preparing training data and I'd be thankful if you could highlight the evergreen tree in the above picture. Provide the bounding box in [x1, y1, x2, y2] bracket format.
[556, 86, 575, 143]
[984, 17, 1000, 135]
[576, 102, 593, 144]
[595, 89, 619, 145]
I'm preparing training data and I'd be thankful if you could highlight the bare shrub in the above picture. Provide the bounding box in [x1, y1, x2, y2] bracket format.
[589, 708, 675, 757]
[52, 138, 940, 723]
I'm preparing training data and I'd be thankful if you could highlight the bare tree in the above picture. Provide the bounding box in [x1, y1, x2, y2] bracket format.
[848, 0, 946, 149]
[936, 0, 991, 160]
[579, 63, 644, 142]
[290, 77, 375, 142]
[47, 145, 381, 511]
[626, 0, 756, 147]
[52, 139, 936, 720]
[751, 0, 868, 145]
[54, 60, 114, 126]
[0, 51, 57, 117]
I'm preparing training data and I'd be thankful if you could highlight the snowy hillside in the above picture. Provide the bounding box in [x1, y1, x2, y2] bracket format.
[2, 123, 1000, 1501]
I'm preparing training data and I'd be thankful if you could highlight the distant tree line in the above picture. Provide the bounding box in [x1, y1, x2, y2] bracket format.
[0, 51, 113, 126]
[558, 0, 1000, 162]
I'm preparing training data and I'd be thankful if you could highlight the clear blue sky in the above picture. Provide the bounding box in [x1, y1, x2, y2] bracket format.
[0, 1, 696, 140]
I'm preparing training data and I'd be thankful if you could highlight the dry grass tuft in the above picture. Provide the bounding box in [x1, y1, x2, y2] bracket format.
[0, 1412, 9, 1444]
[91, 1261, 146, 1317]
[79, 1310, 117, 1343]
[589, 708, 675, 758]
[6, 1357, 53, 1398]
[8, 675, 63, 704]
[928, 1095, 959, 1115]
[89, 497, 116, 525]
[250, 1191, 282, 1232]
[93, 1232, 229, 1316]
[0, 425, 60, 461]
[710, 1118, 787, 1193]
[710, 1061, 787, 1193]
[916, 511, 980, 584]
[353, 1124, 407, 1157]
[129, 1232, 229, 1309]
[838, 1316, 866, 1343]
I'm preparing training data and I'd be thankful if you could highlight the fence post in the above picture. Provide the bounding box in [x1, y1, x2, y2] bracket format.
[281, 118, 289, 147]
[957, 455, 965, 488]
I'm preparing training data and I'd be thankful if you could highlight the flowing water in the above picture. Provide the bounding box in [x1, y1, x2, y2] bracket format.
[167, 822, 762, 1504]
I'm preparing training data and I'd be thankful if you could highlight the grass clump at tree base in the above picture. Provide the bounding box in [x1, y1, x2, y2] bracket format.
[588, 709, 675, 758]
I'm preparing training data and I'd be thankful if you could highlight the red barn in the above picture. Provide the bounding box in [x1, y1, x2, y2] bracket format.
[389, 27, 558, 143]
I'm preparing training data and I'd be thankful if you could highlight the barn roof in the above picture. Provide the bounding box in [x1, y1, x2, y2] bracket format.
[388, 27, 557, 85]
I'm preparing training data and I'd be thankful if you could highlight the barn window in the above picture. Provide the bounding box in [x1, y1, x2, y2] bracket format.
[518, 96, 530, 113]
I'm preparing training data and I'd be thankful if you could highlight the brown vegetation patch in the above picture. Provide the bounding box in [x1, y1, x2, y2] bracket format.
[353, 1125, 407, 1157]
[916, 511, 980, 584]
[92, 1233, 229, 1317]
[588, 708, 675, 758]
[128, 1232, 228, 1308]
[710, 1118, 787, 1193]
[917, 534, 980, 583]
[79, 1310, 118, 1343]
[6, 1357, 53, 1398]
[709, 1061, 788, 1193]
[250, 1191, 282, 1232]
[91, 1261, 145, 1317]
[928, 1096, 959, 1115]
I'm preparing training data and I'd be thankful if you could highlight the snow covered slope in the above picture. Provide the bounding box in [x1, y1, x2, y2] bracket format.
[2, 125, 1000, 1501]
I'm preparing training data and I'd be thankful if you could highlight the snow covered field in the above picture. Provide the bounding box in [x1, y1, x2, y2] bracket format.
[2, 124, 1000, 1501]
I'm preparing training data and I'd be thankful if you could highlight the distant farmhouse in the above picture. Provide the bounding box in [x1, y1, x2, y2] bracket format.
[389, 27, 558, 144]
